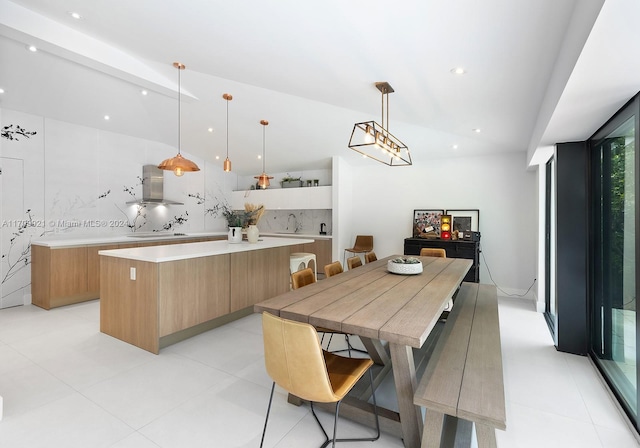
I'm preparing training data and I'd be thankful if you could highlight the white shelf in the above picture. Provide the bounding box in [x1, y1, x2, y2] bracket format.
[231, 185, 332, 210]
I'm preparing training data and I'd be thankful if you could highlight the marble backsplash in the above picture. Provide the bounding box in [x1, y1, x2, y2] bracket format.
[257, 209, 332, 235]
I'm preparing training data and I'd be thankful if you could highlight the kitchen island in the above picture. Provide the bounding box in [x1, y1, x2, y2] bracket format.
[99, 236, 313, 354]
[31, 232, 227, 309]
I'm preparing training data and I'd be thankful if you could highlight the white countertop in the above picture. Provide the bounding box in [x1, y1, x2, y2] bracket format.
[32, 231, 330, 248]
[260, 232, 332, 239]
[98, 236, 315, 263]
[32, 232, 228, 247]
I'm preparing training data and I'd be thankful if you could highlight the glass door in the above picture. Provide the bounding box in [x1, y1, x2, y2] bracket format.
[545, 157, 557, 343]
[590, 100, 638, 423]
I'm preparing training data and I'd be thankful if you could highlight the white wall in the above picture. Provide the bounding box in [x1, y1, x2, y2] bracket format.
[0, 108, 236, 308]
[348, 152, 538, 296]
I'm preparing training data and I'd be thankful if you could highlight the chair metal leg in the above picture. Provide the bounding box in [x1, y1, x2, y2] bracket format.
[309, 369, 381, 447]
[260, 382, 276, 448]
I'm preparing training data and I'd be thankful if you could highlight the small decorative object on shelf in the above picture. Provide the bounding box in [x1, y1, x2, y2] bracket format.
[387, 257, 423, 275]
[440, 215, 452, 240]
[281, 174, 303, 188]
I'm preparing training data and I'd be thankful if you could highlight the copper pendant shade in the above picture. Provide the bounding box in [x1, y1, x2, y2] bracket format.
[254, 119, 273, 189]
[222, 93, 233, 172]
[158, 62, 200, 177]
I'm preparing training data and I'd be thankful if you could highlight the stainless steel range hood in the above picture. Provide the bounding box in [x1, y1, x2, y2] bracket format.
[126, 165, 184, 205]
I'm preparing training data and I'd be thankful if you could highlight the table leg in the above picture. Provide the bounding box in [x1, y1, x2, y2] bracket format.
[360, 337, 390, 366]
[389, 343, 423, 448]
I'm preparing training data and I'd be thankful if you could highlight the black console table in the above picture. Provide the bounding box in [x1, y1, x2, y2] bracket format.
[403, 238, 480, 283]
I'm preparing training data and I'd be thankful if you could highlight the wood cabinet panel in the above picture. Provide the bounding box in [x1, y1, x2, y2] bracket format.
[32, 235, 227, 309]
[100, 257, 159, 354]
[31, 245, 50, 309]
[158, 255, 230, 336]
[87, 244, 119, 294]
[50, 247, 88, 297]
[230, 247, 290, 312]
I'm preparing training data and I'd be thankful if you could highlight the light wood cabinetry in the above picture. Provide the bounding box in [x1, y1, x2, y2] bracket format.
[32, 236, 225, 310]
[100, 245, 291, 354]
[230, 246, 290, 312]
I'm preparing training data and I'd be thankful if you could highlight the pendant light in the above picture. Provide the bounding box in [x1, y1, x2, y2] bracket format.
[254, 119, 273, 189]
[222, 93, 233, 172]
[348, 81, 411, 166]
[158, 62, 200, 176]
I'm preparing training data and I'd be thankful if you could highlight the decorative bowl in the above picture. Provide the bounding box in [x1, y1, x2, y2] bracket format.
[387, 257, 423, 275]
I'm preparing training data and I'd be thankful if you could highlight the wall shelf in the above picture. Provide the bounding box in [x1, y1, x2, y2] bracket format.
[231, 185, 332, 210]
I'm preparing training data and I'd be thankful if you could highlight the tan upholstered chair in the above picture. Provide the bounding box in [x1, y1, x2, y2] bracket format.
[260, 312, 380, 448]
[365, 251, 377, 263]
[291, 267, 316, 290]
[292, 267, 345, 354]
[343, 235, 373, 266]
[324, 261, 344, 278]
[420, 247, 447, 258]
[347, 256, 362, 270]
[419, 248, 454, 314]
[322, 261, 367, 356]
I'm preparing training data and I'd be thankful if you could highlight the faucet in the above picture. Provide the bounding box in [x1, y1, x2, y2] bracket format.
[286, 214, 300, 233]
[320, 223, 326, 235]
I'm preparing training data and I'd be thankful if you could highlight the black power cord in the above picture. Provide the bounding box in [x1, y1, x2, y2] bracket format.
[479, 243, 537, 298]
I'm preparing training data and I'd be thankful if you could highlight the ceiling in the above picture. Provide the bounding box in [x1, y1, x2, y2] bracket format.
[0, 0, 637, 176]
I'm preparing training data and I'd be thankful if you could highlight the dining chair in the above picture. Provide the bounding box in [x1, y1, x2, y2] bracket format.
[291, 267, 346, 354]
[343, 235, 373, 267]
[324, 261, 344, 278]
[347, 256, 362, 270]
[420, 247, 447, 257]
[291, 267, 316, 290]
[260, 312, 380, 448]
[321, 261, 368, 357]
[365, 251, 377, 263]
[419, 248, 454, 315]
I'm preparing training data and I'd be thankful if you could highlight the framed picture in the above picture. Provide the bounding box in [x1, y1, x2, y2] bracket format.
[446, 209, 479, 233]
[413, 209, 444, 237]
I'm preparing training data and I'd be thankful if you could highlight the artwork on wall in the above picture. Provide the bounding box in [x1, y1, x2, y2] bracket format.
[413, 209, 444, 237]
[446, 209, 480, 233]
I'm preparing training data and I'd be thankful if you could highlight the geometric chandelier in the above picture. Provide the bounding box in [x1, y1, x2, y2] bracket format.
[348, 81, 412, 166]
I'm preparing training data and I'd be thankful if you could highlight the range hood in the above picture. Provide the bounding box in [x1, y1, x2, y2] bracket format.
[126, 165, 184, 205]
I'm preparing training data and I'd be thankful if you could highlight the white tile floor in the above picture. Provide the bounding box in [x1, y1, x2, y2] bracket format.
[0, 296, 638, 447]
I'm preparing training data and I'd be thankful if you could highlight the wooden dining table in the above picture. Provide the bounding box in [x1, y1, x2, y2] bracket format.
[254, 255, 472, 448]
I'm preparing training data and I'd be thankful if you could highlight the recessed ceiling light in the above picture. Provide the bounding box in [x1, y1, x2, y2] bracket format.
[27, 45, 37, 52]
[215, 155, 220, 160]
[69, 11, 82, 20]
[472, 128, 481, 133]
[141, 89, 148, 96]
[0, 88, 4, 94]
[104, 115, 110, 121]
[208, 127, 214, 133]
[452, 144, 459, 149]
[450, 67, 466, 75]
[258, 155, 262, 159]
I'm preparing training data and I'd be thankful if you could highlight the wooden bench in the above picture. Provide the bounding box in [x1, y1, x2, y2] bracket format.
[414, 282, 505, 448]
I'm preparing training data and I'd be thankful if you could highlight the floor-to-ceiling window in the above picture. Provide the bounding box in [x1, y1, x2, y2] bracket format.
[545, 157, 557, 344]
[590, 95, 639, 425]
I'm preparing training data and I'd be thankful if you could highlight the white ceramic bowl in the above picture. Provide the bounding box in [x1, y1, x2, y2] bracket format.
[387, 259, 423, 275]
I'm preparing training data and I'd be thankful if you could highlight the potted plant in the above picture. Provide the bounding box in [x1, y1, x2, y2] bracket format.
[280, 174, 303, 188]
